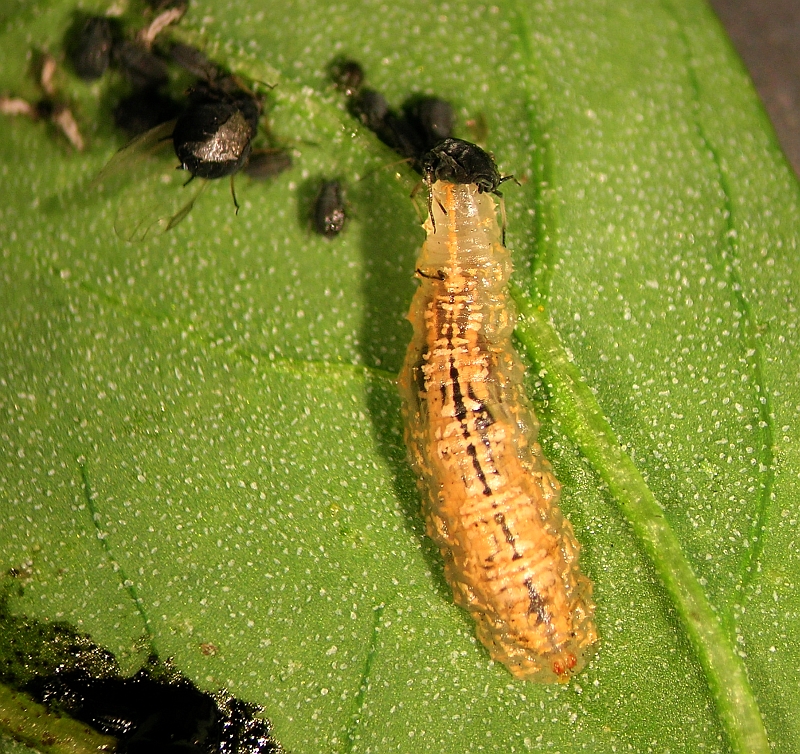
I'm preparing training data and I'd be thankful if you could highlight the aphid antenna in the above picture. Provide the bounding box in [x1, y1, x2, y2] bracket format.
[230, 174, 240, 214]
[415, 267, 446, 281]
[497, 193, 508, 246]
[359, 155, 414, 182]
[249, 77, 278, 92]
[493, 175, 519, 245]
[407, 179, 430, 224]
[418, 177, 449, 235]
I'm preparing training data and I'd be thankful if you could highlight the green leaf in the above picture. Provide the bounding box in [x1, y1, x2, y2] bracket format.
[1, 0, 799, 753]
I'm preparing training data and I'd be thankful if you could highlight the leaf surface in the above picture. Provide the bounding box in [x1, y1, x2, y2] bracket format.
[1, 0, 799, 752]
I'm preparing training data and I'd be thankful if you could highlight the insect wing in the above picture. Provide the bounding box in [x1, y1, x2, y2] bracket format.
[94, 120, 209, 242]
[94, 120, 177, 183]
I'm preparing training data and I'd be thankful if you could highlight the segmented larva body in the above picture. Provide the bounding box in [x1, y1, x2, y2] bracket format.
[399, 180, 598, 682]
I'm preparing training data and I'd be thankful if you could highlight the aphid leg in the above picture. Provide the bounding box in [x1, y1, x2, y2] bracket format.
[361, 156, 414, 184]
[418, 181, 447, 235]
[415, 179, 436, 234]
[497, 192, 508, 246]
[51, 104, 85, 151]
[409, 179, 424, 200]
[406, 180, 427, 223]
[230, 175, 240, 215]
[415, 268, 446, 280]
[39, 54, 58, 97]
[182, 172, 195, 188]
[0, 97, 36, 117]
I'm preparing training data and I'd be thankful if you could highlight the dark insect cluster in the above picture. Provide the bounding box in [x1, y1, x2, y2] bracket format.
[330, 58, 513, 236]
[65, 11, 180, 134]
[31, 665, 279, 754]
[0, 587, 280, 754]
[34, 4, 293, 238]
[330, 58, 455, 173]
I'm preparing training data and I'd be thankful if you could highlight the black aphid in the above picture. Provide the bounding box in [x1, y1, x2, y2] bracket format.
[330, 59, 455, 173]
[244, 149, 292, 180]
[67, 16, 116, 80]
[421, 138, 514, 238]
[374, 97, 455, 169]
[172, 80, 260, 181]
[349, 88, 390, 133]
[314, 180, 346, 238]
[112, 40, 170, 89]
[95, 54, 268, 238]
[169, 42, 222, 82]
[113, 89, 183, 136]
[421, 137, 510, 194]
[402, 96, 455, 150]
[330, 58, 364, 97]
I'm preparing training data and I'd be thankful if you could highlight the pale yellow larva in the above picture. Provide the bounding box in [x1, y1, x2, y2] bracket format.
[399, 147, 598, 682]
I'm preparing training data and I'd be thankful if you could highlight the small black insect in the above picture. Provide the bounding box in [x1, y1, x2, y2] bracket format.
[113, 89, 183, 137]
[374, 96, 455, 169]
[244, 149, 292, 180]
[330, 58, 364, 97]
[349, 88, 390, 133]
[314, 180, 346, 238]
[421, 137, 510, 194]
[402, 96, 455, 150]
[172, 80, 260, 181]
[67, 15, 116, 80]
[112, 40, 170, 90]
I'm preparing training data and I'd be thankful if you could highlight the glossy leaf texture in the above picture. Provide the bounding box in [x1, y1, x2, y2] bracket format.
[1, 0, 799, 753]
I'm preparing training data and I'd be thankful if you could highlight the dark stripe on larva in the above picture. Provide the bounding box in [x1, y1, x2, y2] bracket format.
[494, 512, 518, 551]
[525, 578, 551, 624]
[450, 357, 493, 496]
[449, 362, 468, 422]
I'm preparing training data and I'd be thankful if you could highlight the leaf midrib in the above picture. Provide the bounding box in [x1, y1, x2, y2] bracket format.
[506, 1, 771, 750]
